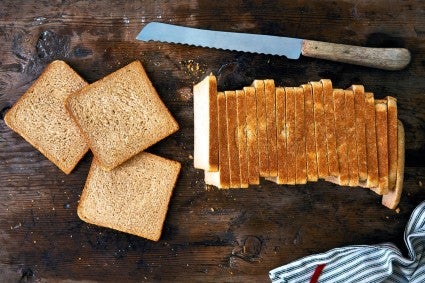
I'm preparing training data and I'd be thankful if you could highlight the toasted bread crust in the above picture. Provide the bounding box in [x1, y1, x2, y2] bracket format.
[387, 96, 398, 191]
[311, 81, 329, 178]
[244, 86, 260, 185]
[294, 87, 307, 184]
[332, 89, 349, 186]
[351, 85, 367, 182]
[265, 79, 278, 177]
[225, 91, 241, 188]
[382, 120, 404, 209]
[321, 79, 339, 178]
[364, 92, 380, 188]
[344, 89, 359, 186]
[302, 83, 318, 182]
[285, 87, 296, 185]
[252, 80, 269, 177]
[275, 87, 287, 184]
[375, 99, 389, 195]
[236, 89, 249, 188]
[217, 92, 231, 188]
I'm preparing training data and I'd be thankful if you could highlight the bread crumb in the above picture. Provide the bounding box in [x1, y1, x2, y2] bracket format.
[395, 208, 400, 213]
[419, 181, 423, 187]
[188, 154, 193, 160]
[210, 207, 214, 212]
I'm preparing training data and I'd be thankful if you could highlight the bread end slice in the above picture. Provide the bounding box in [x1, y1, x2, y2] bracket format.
[382, 120, 404, 209]
[193, 74, 219, 171]
[77, 152, 181, 241]
[4, 60, 89, 174]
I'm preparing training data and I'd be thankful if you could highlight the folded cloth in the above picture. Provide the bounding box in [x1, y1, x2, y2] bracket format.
[269, 201, 425, 283]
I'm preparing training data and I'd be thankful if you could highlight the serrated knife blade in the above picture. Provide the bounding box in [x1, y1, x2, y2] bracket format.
[136, 22, 411, 70]
[137, 22, 302, 59]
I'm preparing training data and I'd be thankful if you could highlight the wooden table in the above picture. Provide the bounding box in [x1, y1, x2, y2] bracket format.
[1, 1, 425, 282]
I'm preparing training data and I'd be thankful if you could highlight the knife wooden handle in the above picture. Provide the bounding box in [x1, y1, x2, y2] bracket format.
[301, 40, 411, 70]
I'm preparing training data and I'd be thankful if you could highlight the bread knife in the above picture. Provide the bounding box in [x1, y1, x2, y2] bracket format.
[136, 22, 410, 71]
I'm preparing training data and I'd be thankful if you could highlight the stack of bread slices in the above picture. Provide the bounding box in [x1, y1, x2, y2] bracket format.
[5, 60, 181, 241]
[193, 75, 404, 209]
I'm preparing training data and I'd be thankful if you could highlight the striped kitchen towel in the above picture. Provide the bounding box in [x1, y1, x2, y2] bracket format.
[269, 201, 425, 283]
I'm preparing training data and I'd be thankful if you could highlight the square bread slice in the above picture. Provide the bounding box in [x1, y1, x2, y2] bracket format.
[4, 60, 89, 174]
[294, 86, 307, 184]
[374, 99, 389, 195]
[302, 83, 318, 182]
[225, 91, 241, 188]
[252, 80, 269, 177]
[77, 152, 181, 241]
[321, 79, 339, 178]
[311, 81, 329, 179]
[350, 85, 368, 183]
[285, 87, 297, 185]
[328, 88, 349, 186]
[66, 61, 179, 171]
[264, 79, 278, 177]
[275, 86, 288, 184]
[244, 86, 260, 185]
[344, 89, 359, 187]
[236, 89, 249, 188]
[387, 96, 398, 192]
[205, 92, 230, 189]
[193, 74, 218, 171]
[382, 120, 404, 209]
[364, 92, 379, 188]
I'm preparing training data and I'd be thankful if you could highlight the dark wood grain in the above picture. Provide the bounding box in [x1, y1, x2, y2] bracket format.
[1, 0, 425, 282]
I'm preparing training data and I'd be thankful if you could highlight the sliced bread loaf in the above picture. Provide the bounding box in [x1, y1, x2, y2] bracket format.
[77, 152, 181, 241]
[193, 74, 219, 171]
[4, 60, 89, 174]
[66, 61, 179, 171]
